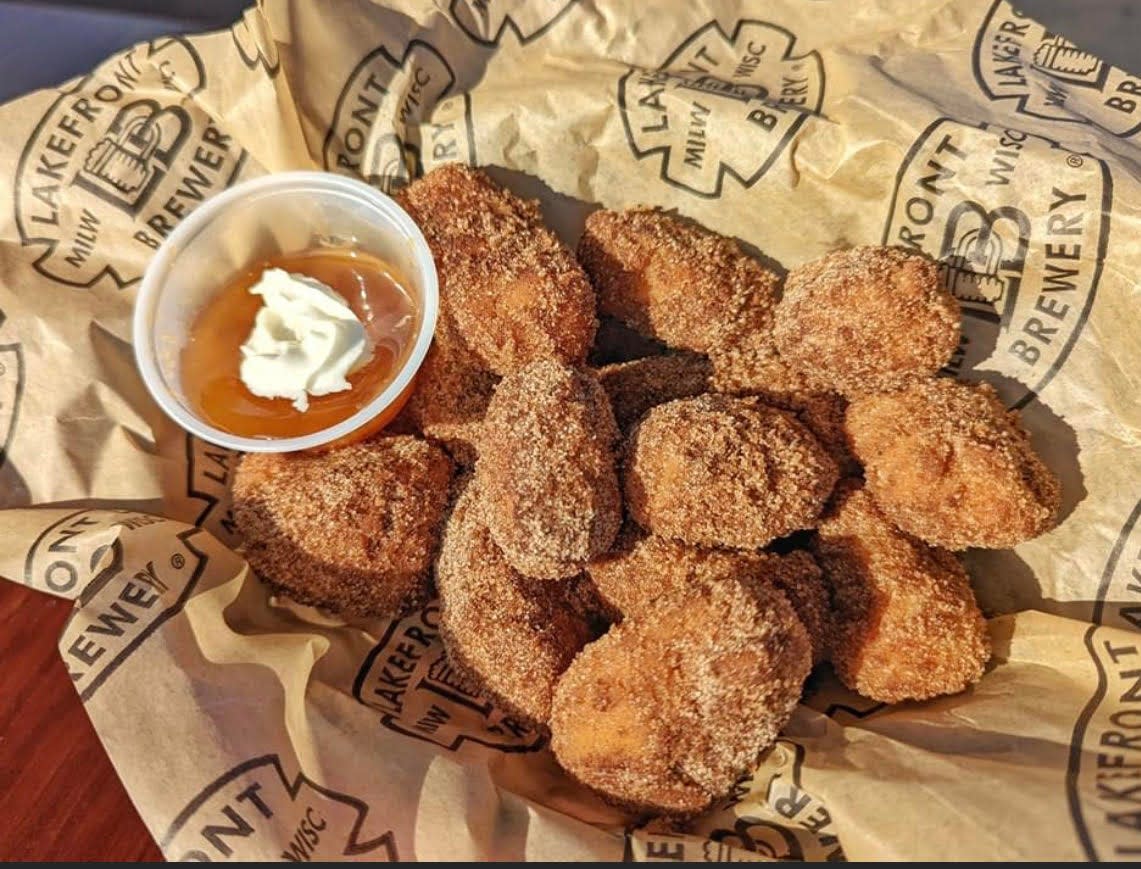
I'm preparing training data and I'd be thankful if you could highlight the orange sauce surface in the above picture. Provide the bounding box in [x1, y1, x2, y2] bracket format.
[181, 249, 419, 439]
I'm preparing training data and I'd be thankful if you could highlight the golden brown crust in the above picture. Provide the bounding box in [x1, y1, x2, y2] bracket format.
[786, 391, 857, 476]
[549, 580, 811, 815]
[588, 526, 831, 663]
[436, 481, 593, 725]
[596, 353, 712, 431]
[760, 550, 833, 666]
[708, 331, 803, 398]
[813, 481, 991, 703]
[587, 524, 722, 620]
[774, 246, 961, 396]
[397, 164, 597, 375]
[709, 350, 857, 476]
[401, 310, 499, 467]
[477, 360, 622, 579]
[577, 208, 780, 354]
[846, 378, 1061, 549]
[624, 395, 839, 550]
[233, 436, 453, 617]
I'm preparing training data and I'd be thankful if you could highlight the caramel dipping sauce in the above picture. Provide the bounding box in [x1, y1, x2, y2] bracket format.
[180, 249, 419, 439]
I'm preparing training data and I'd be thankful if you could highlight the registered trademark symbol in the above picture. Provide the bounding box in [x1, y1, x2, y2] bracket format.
[171, 553, 185, 569]
[1067, 154, 1084, 168]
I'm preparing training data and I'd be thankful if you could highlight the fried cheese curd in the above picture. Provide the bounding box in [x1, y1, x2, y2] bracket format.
[550, 579, 811, 815]
[596, 353, 713, 431]
[477, 359, 622, 579]
[814, 482, 990, 703]
[400, 311, 499, 466]
[396, 164, 596, 375]
[577, 208, 780, 355]
[847, 378, 1061, 549]
[709, 350, 857, 475]
[773, 246, 961, 396]
[706, 301, 797, 398]
[588, 525, 831, 663]
[437, 481, 593, 724]
[233, 437, 453, 617]
[624, 395, 838, 550]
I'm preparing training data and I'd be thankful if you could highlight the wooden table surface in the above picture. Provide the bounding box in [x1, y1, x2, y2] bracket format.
[0, 581, 163, 861]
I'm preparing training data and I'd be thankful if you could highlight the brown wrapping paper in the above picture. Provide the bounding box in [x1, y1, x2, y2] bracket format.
[0, 0, 1139, 859]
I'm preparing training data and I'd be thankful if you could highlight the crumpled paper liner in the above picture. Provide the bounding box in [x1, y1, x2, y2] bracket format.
[0, 0, 1139, 860]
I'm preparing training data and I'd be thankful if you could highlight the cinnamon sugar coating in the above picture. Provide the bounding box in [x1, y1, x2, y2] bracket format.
[846, 378, 1061, 549]
[550, 580, 810, 815]
[596, 353, 712, 431]
[437, 480, 593, 725]
[233, 436, 453, 617]
[577, 208, 780, 354]
[588, 525, 831, 663]
[709, 349, 856, 475]
[477, 360, 622, 579]
[624, 395, 838, 550]
[814, 481, 991, 703]
[774, 246, 960, 396]
[397, 164, 596, 375]
[401, 310, 498, 467]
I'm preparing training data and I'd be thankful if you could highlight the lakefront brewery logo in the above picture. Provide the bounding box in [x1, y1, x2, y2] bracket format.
[15, 38, 251, 288]
[884, 117, 1110, 409]
[1067, 499, 1141, 860]
[974, 1, 1141, 138]
[186, 434, 242, 547]
[619, 20, 824, 198]
[627, 831, 772, 862]
[24, 511, 208, 699]
[75, 101, 189, 213]
[449, 0, 576, 46]
[231, 12, 280, 76]
[695, 739, 844, 862]
[24, 508, 162, 595]
[323, 40, 475, 194]
[353, 601, 543, 752]
[162, 754, 397, 861]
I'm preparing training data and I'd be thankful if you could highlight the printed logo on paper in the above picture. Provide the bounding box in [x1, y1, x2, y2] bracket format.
[1068, 499, 1141, 860]
[693, 739, 845, 861]
[186, 434, 242, 547]
[0, 335, 25, 473]
[15, 38, 252, 288]
[323, 40, 475, 194]
[619, 20, 824, 198]
[974, 1, 1141, 138]
[30, 512, 209, 700]
[628, 831, 775, 862]
[353, 601, 543, 752]
[162, 754, 397, 861]
[231, 13, 281, 76]
[884, 117, 1110, 409]
[449, 0, 576, 46]
[820, 694, 888, 723]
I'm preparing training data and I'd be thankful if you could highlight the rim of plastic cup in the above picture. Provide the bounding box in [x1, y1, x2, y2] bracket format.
[133, 171, 439, 453]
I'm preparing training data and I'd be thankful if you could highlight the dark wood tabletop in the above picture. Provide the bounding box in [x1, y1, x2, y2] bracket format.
[0, 581, 163, 861]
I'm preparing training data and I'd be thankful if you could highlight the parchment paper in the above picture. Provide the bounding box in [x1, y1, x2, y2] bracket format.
[1, 0, 1139, 860]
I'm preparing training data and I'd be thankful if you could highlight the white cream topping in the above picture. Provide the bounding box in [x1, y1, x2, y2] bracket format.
[238, 268, 372, 412]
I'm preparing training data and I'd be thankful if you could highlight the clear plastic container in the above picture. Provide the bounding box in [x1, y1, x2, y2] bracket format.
[133, 171, 438, 453]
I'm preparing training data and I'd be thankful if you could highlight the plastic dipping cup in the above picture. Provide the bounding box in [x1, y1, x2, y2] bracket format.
[133, 171, 439, 453]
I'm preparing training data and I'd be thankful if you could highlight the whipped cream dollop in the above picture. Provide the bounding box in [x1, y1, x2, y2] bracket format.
[239, 268, 373, 412]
